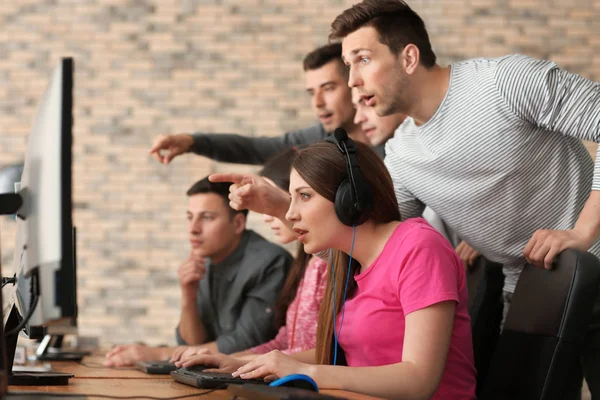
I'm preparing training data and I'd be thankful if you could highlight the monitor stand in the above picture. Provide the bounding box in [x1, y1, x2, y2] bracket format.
[34, 334, 90, 362]
[3, 306, 73, 385]
[0, 193, 76, 392]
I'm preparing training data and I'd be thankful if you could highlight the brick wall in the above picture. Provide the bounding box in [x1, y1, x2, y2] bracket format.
[0, 0, 598, 346]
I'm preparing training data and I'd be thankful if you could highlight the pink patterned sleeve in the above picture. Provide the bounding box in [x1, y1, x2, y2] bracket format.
[248, 325, 288, 354]
[281, 258, 328, 355]
[249, 257, 329, 355]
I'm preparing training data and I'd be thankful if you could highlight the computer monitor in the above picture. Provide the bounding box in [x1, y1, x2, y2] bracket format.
[0, 57, 77, 386]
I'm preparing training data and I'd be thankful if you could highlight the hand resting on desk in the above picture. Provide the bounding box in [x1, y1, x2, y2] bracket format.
[104, 344, 177, 367]
[170, 345, 214, 363]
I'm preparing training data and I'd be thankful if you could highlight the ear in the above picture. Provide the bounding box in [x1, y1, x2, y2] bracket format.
[233, 212, 246, 235]
[401, 44, 420, 75]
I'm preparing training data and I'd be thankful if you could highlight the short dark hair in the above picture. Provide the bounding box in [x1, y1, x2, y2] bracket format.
[302, 43, 345, 73]
[330, 0, 436, 68]
[186, 177, 249, 217]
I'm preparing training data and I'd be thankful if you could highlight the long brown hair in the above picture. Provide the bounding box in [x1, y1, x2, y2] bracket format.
[259, 148, 309, 329]
[292, 141, 401, 365]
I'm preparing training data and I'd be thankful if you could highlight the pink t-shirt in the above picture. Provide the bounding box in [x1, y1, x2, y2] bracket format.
[250, 256, 328, 355]
[337, 218, 476, 399]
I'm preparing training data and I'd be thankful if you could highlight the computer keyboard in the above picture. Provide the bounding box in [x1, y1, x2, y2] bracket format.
[135, 360, 180, 374]
[170, 366, 269, 389]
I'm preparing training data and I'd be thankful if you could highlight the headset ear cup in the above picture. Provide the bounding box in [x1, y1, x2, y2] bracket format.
[335, 179, 359, 226]
[352, 175, 373, 225]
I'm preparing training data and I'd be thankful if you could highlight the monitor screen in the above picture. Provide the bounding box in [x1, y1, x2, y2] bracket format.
[6, 57, 75, 336]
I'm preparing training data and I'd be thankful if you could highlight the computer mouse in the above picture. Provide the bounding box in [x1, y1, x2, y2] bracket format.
[269, 374, 319, 392]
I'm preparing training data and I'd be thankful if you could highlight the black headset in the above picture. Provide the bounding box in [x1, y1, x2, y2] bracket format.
[325, 128, 373, 226]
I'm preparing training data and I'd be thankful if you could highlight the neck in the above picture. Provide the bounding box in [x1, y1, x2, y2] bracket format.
[338, 221, 400, 272]
[408, 64, 451, 126]
[211, 233, 243, 264]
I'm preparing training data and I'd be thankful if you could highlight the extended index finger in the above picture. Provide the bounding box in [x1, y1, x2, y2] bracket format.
[148, 135, 168, 154]
[209, 173, 249, 185]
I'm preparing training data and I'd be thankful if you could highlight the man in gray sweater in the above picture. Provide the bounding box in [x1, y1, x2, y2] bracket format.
[148, 43, 377, 165]
[104, 178, 292, 366]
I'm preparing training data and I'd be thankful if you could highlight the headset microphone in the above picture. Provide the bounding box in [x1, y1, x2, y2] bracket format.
[334, 127, 348, 142]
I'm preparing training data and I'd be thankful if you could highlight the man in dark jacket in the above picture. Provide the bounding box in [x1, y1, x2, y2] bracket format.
[148, 43, 379, 165]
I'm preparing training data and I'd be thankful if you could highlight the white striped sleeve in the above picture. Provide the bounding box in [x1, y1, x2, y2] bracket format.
[385, 156, 425, 220]
[596, 146, 600, 191]
[495, 54, 600, 190]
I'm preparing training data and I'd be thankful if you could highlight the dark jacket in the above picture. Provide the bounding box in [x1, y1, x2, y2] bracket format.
[175, 230, 292, 354]
[191, 123, 384, 164]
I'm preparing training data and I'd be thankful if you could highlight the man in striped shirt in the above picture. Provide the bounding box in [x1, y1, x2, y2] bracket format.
[352, 86, 483, 266]
[331, 0, 600, 396]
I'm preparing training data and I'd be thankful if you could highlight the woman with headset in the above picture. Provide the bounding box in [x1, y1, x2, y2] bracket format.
[176, 134, 476, 400]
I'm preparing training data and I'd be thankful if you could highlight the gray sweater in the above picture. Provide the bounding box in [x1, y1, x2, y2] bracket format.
[175, 230, 293, 353]
[191, 123, 384, 164]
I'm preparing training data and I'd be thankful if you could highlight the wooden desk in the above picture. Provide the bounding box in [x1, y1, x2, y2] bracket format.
[48, 355, 159, 379]
[11, 378, 219, 399]
[8, 358, 379, 400]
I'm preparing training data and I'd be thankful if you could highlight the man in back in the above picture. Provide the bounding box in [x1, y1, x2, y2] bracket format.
[104, 178, 292, 366]
[148, 43, 376, 165]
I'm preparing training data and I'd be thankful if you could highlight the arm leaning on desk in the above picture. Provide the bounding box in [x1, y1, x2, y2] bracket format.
[9, 359, 382, 400]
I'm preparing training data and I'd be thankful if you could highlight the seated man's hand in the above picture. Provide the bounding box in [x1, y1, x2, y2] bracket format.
[178, 249, 207, 301]
[209, 173, 290, 219]
[103, 344, 170, 367]
[149, 133, 194, 164]
[231, 350, 312, 382]
[455, 240, 480, 269]
[175, 352, 248, 374]
[170, 345, 214, 363]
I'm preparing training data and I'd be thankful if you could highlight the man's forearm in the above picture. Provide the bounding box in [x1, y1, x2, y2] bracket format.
[574, 190, 600, 248]
[191, 124, 327, 165]
[178, 301, 207, 345]
[191, 134, 282, 165]
[273, 198, 293, 231]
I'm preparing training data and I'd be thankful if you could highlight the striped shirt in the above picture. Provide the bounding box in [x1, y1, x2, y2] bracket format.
[385, 54, 600, 292]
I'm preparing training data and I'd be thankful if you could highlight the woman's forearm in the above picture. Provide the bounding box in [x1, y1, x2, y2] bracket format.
[308, 362, 437, 400]
[288, 348, 316, 364]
